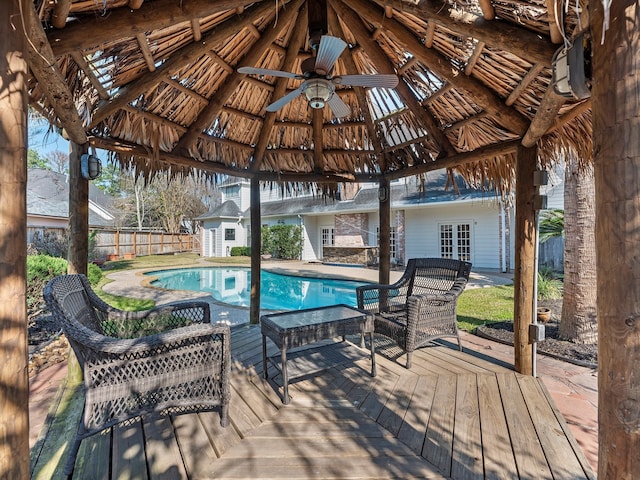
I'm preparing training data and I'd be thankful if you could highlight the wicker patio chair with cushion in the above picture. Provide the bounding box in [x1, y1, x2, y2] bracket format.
[43, 274, 231, 476]
[357, 258, 472, 369]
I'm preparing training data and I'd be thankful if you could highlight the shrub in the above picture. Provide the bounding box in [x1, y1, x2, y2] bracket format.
[537, 266, 563, 300]
[29, 230, 69, 258]
[230, 246, 251, 256]
[261, 224, 303, 259]
[27, 255, 68, 318]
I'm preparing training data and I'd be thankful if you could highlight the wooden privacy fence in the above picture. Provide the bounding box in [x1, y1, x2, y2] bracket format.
[27, 226, 198, 259]
[95, 230, 198, 260]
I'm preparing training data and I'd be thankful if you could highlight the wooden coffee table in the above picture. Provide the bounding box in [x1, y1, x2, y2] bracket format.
[261, 304, 376, 404]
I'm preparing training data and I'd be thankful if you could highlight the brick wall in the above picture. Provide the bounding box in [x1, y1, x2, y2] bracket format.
[334, 213, 368, 246]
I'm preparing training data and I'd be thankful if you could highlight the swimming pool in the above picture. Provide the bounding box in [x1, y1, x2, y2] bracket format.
[146, 267, 369, 311]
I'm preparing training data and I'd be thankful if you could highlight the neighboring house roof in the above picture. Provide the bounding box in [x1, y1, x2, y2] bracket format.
[258, 171, 494, 217]
[198, 171, 499, 222]
[197, 200, 243, 220]
[27, 168, 120, 227]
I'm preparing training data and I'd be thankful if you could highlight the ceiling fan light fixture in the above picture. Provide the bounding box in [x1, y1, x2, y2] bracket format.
[304, 79, 333, 109]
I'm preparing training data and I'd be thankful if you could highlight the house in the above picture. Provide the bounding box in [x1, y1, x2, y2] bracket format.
[27, 168, 120, 242]
[198, 170, 564, 271]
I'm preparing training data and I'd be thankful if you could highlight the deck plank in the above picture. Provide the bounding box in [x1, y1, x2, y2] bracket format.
[518, 375, 591, 480]
[173, 413, 219, 478]
[422, 374, 457, 476]
[112, 420, 148, 480]
[377, 374, 420, 436]
[397, 375, 438, 453]
[451, 374, 483, 479]
[143, 416, 189, 480]
[476, 374, 519, 480]
[74, 430, 110, 480]
[497, 373, 553, 480]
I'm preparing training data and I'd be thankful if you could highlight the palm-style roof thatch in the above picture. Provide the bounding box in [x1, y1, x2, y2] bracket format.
[28, 0, 591, 192]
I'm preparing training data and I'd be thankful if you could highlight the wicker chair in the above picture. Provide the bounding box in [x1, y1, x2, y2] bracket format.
[357, 258, 472, 369]
[43, 274, 231, 476]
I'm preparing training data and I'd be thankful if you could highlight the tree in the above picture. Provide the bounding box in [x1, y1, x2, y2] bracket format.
[93, 161, 122, 196]
[116, 170, 217, 232]
[46, 150, 68, 174]
[538, 209, 563, 243]
[27, 148, 48, 169]
[559, 154, 597, 344]
[591, 2, 640, 475]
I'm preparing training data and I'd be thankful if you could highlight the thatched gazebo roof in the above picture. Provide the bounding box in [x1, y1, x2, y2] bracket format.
[28, 0, 591, 190]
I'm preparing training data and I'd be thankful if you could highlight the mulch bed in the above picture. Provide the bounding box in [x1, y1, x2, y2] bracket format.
[476, 299, 597, 368]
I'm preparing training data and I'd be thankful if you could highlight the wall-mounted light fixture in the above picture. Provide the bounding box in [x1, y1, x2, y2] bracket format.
[81, 154, 102, 180]
[378, 186, 388, 202]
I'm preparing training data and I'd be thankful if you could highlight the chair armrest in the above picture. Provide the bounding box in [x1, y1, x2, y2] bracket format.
[72, 321, 229, 356]
[104, 301, 211, 338]
[356, 283, 406, 312]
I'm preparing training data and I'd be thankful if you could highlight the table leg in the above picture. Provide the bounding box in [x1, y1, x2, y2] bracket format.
[369, 331, 376, 377]
[281, 347, 290, 405]
[262, 335, 268, 379]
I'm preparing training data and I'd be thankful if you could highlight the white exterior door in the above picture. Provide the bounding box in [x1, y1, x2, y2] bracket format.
[439, 223, 471, 261]
[320, 226, 334, 259]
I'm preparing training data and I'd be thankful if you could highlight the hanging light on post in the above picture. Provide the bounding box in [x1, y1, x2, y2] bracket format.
[80, 153, 101, 180]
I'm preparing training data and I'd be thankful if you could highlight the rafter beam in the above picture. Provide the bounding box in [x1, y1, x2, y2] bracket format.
[545, 99, 591, 134]
[506, 64, 545, 106]
[136, 33, 156, 72]
[89, 1, 274, 128]
[345, 0, 530, 136]
[328, 7, 383, 158]
[48, 0, 261, 56]
[381, 0, 556, 66]
[26, 2, 86, 144]
[521, 85, 566, 147]
[176, 0, 304, 157]
[465, 41, 485, 75]
[477, 0, 495, 20]
[70, 52, 110, 100]
[250, 2, 308, 172]
[332, 0, 455, 158]
[383, 139, 521, 180]
[52, 0, 72, 29]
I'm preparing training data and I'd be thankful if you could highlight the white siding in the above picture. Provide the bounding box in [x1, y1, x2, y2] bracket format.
[404, 202, 503, 270]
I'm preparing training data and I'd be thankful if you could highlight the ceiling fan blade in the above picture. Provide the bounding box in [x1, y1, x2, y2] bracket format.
[336, 74, 399, 88]
[266, 87, 304, 112]
[326, 94, 351, 118]
[237, 66, 300, 79]
[314, 35, 347, 75]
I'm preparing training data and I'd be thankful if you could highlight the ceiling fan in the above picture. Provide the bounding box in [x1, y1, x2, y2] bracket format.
[238, 35, 399, 118]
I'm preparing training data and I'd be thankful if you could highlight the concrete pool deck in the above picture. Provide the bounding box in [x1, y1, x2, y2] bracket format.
[101, 260, 514, 326]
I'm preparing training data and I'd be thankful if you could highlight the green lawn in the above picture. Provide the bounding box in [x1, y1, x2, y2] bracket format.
[457, 285, 515, 332]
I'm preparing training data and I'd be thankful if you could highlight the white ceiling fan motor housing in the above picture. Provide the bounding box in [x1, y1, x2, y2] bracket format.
[303, 79, 335, 109]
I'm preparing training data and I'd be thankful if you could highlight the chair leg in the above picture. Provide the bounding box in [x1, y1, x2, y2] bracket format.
[405, 352, 413, 369]
[220, 404, 230, 427]
[457, 333, 463, 351]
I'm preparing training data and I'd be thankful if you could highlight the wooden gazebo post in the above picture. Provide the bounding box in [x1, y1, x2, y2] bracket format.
[378, 178, 391, 285]
[591, 1, 640, 477]
[67, 142, 89, 275]
[250, 178, 261, 324]
[0, 1, 29, 477]
[513, 144, 537, 375]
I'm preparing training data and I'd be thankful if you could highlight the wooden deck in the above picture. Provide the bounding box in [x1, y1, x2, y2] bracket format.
[31, 325, 596, 479]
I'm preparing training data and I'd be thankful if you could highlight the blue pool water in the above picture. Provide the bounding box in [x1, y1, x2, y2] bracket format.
[146, 267, 369, 310]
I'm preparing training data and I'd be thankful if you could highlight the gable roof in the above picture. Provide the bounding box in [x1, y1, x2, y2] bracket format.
[27, 169, 120, 227]
[197, 200, 243, 220]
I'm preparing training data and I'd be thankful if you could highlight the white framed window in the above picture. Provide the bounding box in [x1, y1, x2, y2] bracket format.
[376, 226, 397, 261]
[439, 223, 471, 261]
[321, 227, 334, 246]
